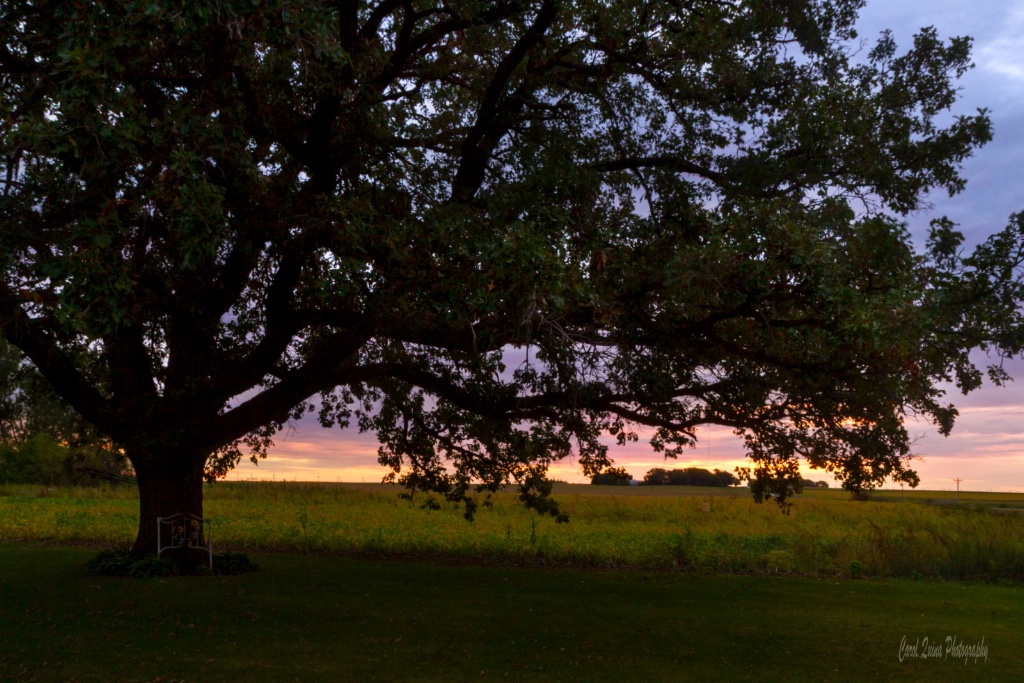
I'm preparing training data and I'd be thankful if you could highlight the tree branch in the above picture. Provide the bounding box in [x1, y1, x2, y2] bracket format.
[590, 155, 728, 187]
[0, 288, 112, 430]
[450, 0, 559, 202]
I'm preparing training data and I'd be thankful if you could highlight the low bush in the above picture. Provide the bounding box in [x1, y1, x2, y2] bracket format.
[212, 550, 260, 575]
[86, 546, 258, 577]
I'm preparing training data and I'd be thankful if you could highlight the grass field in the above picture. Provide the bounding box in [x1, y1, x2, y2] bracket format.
[2, 482, 1023, 580]
[0, 543, 1018, 682]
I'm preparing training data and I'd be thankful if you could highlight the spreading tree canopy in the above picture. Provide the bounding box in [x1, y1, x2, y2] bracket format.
[3, 0, 1024, 562]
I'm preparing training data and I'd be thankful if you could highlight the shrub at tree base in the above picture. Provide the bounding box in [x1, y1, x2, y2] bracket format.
[87, 546, 259, 578]
[212, 551, 261, 576]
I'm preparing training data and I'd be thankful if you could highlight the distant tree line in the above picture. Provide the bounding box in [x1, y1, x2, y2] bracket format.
[589, 467, 634, 486]
[641, 467, 740, 487]
[587, 466, 830, 489]
[589, 466, 742, 487]
[0, 339, 132, 485]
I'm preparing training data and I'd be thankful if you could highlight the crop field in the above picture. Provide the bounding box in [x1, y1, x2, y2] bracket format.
[2, 482, 1023, 580]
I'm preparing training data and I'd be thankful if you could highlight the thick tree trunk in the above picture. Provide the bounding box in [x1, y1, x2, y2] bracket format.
[130, 454, 209, 571]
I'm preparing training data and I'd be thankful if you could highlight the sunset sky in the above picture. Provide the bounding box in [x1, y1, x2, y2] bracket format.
[233, 0, 1024, 492]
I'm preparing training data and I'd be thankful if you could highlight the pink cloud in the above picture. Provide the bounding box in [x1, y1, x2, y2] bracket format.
[234, 387, 1024, 493]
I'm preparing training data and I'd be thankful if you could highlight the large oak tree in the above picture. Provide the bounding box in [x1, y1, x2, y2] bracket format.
[3, 0, 1023, 564]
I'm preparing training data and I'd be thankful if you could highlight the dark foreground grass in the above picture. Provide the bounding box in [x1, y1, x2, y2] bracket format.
[0, 543, 1019, 682]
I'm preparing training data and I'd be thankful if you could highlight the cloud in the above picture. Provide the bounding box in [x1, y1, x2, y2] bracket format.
[976, 7, 1024, 81]
[229, 411, 387, 481]
[238, 388, 1024, 489]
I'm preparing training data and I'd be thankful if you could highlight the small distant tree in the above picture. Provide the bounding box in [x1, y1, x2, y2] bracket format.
[0, 339, 22, 443]
[0, 338, 129, 485]
[714, 469, 740, 487]
[642, 468, 671, 486]
[590, 467, 633, 486]
[0, 338, 98, 447]
[0, 433, 65, 485]
[669, 468, 700, 485]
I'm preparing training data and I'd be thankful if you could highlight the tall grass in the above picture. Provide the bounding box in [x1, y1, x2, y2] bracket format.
[2, 481, 1023, 580]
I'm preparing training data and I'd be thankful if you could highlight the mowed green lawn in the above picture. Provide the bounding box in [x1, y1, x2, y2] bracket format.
[1, 483, 1023, 681]
[0, 542, 1018, 682]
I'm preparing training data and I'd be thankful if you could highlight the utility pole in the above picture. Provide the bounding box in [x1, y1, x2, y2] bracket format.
[953, 477, 964, 504]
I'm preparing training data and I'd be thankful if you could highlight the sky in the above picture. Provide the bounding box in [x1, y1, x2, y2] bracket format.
[232, 0, 1024, 492]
